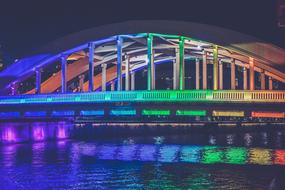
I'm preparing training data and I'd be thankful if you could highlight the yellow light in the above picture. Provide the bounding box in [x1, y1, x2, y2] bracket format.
[248, 148, 273, 165]
[212, 111, 244, 117]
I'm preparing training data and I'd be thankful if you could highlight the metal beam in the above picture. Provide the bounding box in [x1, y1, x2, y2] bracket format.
[243, 67, 248, 90]
[249, 57, 255, 90]
[88, 43, 95, 92]
[219, 60, 223, 90]
[101, 64, 107, 91]
[61, 55, 67, 93]
[269, 76, 273, 90]
[147, 34, 154, 90]
[260, 70, 265, 90]
[230, 58, 236, 90]
[213, 45, 219, 90]
[117, 36, 123, 91]
[179, 37, 185, 90]
[125, 55, 130, 91]
[35, 69, 41, 94]
[173, 48, 179, 90]
[131, 71, 135, 91]
[202, 51, 207, 90]
[195, 58, 200, 90]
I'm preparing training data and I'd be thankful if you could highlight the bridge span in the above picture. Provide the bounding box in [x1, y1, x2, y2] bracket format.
[1, 21, 285, 143]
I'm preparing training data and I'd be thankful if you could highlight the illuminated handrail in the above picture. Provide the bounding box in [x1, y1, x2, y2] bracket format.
[0, 90, 285, 105]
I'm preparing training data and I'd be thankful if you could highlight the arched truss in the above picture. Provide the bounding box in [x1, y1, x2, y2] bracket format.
[4, 32, 285, 95]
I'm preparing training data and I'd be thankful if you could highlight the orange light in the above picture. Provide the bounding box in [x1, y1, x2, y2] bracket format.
[251, 112, 285, 118]
[274, 150, 285, 165]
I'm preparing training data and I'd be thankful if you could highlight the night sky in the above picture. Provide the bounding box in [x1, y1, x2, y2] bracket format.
[0, 0, 284, 60]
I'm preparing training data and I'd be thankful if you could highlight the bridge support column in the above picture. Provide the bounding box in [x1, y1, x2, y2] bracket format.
[202, 51, 207, 90]
[147, 34, 154, 90]
[35, 69, 41, 94]
[61, 55, 67, 93]
[269, 77, 273, 90]
[125, 55, 130, 91]
[131, 71, 135, 91]
[88, 42, 95, 92]
[231, 58, 236, 90]
[243, 67, 248, 90]
[195, 58, 200, 90]
[101, 63, 107, 91]
[249, 57, 255, 90]
[213, 45, 219, 90]
[78, 75, 84, 92]
[260, 70, 265, 90]
[173, 49, 179, 90]
[218, 60, 223, 90]
[117, 36, 123, 91]
[179, 37, 185, 90]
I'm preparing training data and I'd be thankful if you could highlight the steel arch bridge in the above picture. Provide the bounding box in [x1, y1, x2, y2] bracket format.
[0, 20, 285, 123]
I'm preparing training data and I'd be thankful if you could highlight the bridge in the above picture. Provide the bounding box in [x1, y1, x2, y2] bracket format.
[0, 20, 285, 143]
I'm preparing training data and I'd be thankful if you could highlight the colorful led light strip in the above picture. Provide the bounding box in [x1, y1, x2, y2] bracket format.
[109, 109, 136, 116]
[80, 110, 104, 116]
[251, 111, 285, 118]
[51, 110, 75, 116]
[212, 110, 245, 117]
[142, 109, 170, 116]
[176, 110, 206, 116]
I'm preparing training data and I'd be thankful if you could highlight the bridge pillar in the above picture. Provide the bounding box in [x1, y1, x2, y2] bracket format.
[147, 34, 154, 90]
[179, 37, 185, 90]
[78, 75, 84, 92]
[195, 58, 200, 90]
[131, 71, 135, 90]
[213, 45, 219, 90]
[202, 51, 207, 90]
[173, 49, 179, 90]
[35, 68, 41, 94]
[88, 42, 95, 92]
[249, 57, 255, 90]
[101, 63, 107, 91]
[219, 60, 223, 90]
[125, 55, 130, 91]
[230, 58, 236, 90]
[269, 76, 273, 90]
[61, 55, 67, 93]
[260, 70, 265, 90]
[243, 67, 248, 90]
[117, 36, 123, 91]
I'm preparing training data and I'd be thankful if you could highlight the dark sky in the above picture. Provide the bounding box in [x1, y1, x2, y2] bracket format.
[0, 0, 284, 59]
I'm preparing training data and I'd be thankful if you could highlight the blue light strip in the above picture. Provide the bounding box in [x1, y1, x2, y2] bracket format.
[80, 110, 104, 116]
[24, 111, 47, 117]
[0, 112, 20, 118]
[51, 110, 75, 117]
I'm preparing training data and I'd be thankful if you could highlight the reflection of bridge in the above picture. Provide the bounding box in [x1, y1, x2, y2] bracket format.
[0, 21, 285, 124]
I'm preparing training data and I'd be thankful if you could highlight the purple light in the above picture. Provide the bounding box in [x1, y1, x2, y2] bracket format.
[2, 128, 16, 142]
[33, 126, 45, 141]
[57, 125, 67, 139]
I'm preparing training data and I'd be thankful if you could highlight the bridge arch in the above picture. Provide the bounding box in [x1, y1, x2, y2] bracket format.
[1, 20, 285, 95]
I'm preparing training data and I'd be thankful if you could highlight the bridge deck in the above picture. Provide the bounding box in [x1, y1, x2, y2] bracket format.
[0, 90, 285, 105]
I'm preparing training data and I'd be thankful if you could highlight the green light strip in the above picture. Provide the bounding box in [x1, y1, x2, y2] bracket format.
[142, 109, 170, 116]
[176, 110, 206, 116]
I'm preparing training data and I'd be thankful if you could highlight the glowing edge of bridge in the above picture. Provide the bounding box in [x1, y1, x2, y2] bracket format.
[0, 90, 284, 105]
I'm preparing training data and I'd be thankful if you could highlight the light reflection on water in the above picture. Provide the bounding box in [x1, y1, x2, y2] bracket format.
[0, 131, 285, 189]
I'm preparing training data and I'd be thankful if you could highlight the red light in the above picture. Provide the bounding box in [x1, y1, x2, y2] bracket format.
[274, 150, 285, 165]
[251, 112, 285, 118]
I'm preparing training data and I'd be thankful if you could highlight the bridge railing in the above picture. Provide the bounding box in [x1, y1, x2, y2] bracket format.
[0, 90, 284, 105]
